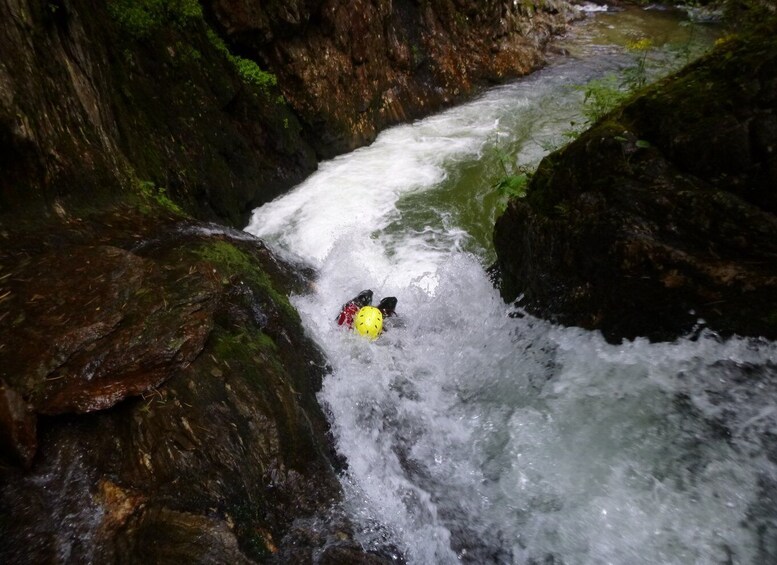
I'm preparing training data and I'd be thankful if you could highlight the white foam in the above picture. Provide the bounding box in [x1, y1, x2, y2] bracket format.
[313, 264, 777, 563]
[577, 2, 610, 13]
[245, 97, 507, 267]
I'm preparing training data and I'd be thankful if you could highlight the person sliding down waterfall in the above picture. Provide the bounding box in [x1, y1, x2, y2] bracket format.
[336, 290, 398, 341]
[353, 296, 400, 341]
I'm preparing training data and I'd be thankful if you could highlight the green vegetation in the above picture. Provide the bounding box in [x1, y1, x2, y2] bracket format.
[578, 74, 629, 124]
[109, 0, 278, 95]
[492, 35, 665, 206]
[206, 29, 279, 94]
[578, 37, 654, 125]
[492, 147, 532, 211]
[212, 329, 281, 375]
[195, 240, 257, 276]
[494, 172, 530, 201]
[233, 58, 278, 90]
[137, 180, 185, 215]
[193, 241, 299, 322]
[108, 0, 202, 39]
[174, 41, 202, 63]
[623, 38, 653, 90]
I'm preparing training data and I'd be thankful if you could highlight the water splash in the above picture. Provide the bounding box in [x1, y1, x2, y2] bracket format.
[303, 254, 777, 564]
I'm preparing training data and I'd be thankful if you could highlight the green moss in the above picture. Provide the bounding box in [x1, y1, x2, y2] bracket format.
[174, 41, 202, 63]
[254, 331, 279, 352]
[213, 328, 276, 359]
[193, 241, 299, 322]
[210, 328, 287, 396]
[176, 0, 202, 18]
[108, 0, 203, 40]
[137, 180, 186, 216]
[108, 0, 160, 38]
[234, 58, 277, 90]
[205, 28, 228, 54]
[206, 29, 279, 94]
[195, 240, 255, 273]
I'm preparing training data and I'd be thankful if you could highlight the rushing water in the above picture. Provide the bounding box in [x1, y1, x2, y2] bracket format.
[246, 6, 777, 564]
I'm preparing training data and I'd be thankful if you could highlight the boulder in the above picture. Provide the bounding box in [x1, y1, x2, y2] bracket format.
[493, 29, 777, 343]
[0, 208, 392, 563]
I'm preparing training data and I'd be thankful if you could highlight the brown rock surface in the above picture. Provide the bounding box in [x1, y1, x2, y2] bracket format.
[0, 207, 392, 563]
[209, 0, 575, 156]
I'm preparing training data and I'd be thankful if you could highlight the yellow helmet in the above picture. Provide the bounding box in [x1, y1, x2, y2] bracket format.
[354, 306, 383, 341]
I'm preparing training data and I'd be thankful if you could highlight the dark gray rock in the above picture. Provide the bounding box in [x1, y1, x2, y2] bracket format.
[494, 28, 777, 343]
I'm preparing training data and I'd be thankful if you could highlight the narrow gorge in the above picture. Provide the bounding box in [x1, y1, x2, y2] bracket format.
[2, 1, 776, 563]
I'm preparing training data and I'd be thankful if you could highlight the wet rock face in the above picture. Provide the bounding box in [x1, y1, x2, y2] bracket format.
[0, 210, 390, 563]
[209, 0, 574, 157]
[2, 243, 214, 415]
[0, 381, 37, 468]
[0, 0, 317, 227]
[493, 30, 777, 343]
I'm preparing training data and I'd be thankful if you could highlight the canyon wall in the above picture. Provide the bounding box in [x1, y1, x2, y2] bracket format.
[209, 0, 574, 157]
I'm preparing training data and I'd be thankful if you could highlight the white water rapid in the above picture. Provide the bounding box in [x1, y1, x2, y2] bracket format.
[246, 8, 777, 564]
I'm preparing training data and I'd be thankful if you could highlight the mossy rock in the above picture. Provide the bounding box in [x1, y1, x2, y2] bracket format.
[0, 202, 391, 562]
[494, 28, 777, 343]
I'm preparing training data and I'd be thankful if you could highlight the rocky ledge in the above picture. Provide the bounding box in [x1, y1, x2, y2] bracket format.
[0, 204, 396, 563]
[494, 27, 777, 343]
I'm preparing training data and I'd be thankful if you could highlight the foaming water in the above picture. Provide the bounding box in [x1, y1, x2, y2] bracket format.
[248, 57, 603, 273]
[244, 8, 776, 564]
[292, 254, 777, 564]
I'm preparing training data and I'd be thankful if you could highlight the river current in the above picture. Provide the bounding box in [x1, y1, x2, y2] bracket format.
[246, 6, 777, 564]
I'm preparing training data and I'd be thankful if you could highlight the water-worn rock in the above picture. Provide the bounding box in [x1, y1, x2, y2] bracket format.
[1, 0, 577, 227]
[209, 0, 575, 157]
[2, 242, 213, 415]
[494, 28, 777, 342]
[0, 208, 393, 563]
[0, 380, 37, 468]
[0, 0, 316, 227]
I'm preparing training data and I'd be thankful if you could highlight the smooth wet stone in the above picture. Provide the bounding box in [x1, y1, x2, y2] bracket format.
[2, 243, 216, 415]
[208, 0, 576, 157]
[0, 213, 391, 563]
